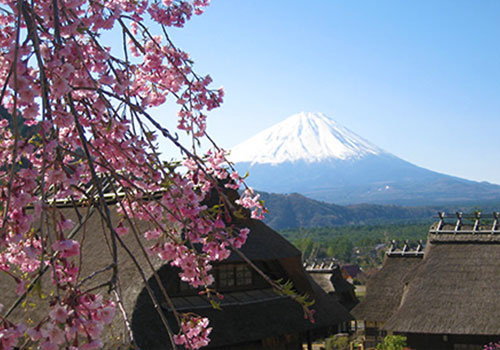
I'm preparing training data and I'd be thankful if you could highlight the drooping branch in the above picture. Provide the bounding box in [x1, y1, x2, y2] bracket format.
[0, 2, 295, 350]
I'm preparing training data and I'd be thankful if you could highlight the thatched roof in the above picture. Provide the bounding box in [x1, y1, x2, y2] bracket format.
[0, 205, 164, 342]
[384, 231, 500, 335]
[351, 251, 423, 323]
[227, 218, 302, 261]
[0, 202, 352, 348]
[308, 265, 359, 312]
[308, 265, 355, 295]
[132, 267, 353, 349]
[309, 272, 336, 294]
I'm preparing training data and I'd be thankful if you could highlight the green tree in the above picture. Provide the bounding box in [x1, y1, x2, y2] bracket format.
[327, 245, 335, 257]
[376, 335, 407, 350]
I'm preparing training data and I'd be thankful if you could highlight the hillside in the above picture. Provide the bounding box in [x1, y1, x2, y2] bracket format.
[259, 191, 500, 230]
[259, 191, 436, 230]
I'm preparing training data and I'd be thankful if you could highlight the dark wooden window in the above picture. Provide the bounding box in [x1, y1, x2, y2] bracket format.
[217, 264, 253, 289]
[235, 265, 252, 286]
[176, 263, 255, 294]
[218, 265, 236, 288]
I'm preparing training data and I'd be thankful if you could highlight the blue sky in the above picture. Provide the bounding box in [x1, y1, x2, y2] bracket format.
[150, 1, 500, 184]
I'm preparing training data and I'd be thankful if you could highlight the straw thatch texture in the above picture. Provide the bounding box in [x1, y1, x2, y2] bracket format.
[308, 266, 358, 311]
[351, 254, 422, 323]
[384, 234, 500, 335]
[0, 205, 164, 343]
[309, 272, 335, 294]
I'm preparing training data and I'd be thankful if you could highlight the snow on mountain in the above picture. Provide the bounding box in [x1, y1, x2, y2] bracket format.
[229, 112, 384, 165]
[230, 112, 500, 205]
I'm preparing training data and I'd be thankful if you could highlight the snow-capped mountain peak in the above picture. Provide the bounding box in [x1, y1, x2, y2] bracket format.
[230, 112, 384, 165]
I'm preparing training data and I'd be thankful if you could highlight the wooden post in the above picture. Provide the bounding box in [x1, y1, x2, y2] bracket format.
[472, 211, 480, 233]
[454, 212, 462, 233]
[492, 212, 498, 234]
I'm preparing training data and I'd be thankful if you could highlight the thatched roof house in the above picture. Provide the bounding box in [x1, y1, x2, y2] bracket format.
[0, 194, 352, 350]
[383, 214, 500, 350]
[350, 241, 423, 349]
[305, 260, 359, 311]
[351, 242, 423, 324]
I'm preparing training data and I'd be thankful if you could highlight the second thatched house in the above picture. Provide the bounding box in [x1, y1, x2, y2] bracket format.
[383, 213, 500, 350]
[305, 260, 359, 311]
[350, 241, 424, 349]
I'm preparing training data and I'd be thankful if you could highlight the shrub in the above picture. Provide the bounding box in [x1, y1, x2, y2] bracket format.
[376, 335, 408, 350]
[325, 334, 350, 350]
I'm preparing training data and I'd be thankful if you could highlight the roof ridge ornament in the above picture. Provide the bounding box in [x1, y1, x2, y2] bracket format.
[386, 240, 424, 257]
[431, 211, 500, 235]
[416, 240, 423, 252]
[303, 258, 338, 272]
[454, 212, 463, 233]
[389, 240, 397, 253]
[492, 212, 499, 234]
[402, 240, 409, 253]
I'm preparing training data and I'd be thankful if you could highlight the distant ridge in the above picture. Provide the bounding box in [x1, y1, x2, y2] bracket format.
[258, 191, 435, 230]
[259, 191, 500, 230]
[232, 112, 500, 206]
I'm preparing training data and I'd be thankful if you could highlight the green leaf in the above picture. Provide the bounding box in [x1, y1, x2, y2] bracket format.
[76, 26, 88, 34]
[209, 299, 221, 310]
[33, 279, 43, 298]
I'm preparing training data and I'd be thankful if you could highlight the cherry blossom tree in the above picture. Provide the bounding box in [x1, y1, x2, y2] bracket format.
[485, 342, 500, 350]
[0, 1, 313, 349]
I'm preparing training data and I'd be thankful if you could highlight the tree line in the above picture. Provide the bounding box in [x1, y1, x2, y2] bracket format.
[281, 223, 430, 267]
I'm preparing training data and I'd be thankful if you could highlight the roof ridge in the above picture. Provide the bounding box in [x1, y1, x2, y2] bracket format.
[386, 240, 424, 257]
[430, 211, 500, 236]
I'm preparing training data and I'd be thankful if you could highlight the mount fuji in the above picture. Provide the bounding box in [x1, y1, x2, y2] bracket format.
[230, 112, 500, 205]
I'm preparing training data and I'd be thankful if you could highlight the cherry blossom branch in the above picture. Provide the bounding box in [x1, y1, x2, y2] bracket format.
[0, 1, 268, 349]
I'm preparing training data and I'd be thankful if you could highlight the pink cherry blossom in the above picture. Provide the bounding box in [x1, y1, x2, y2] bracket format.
[114, 223, 129, 237]
[52, 240, 80, 258]
[49, 305, 70, 323]
[0, 0, 304, 348]
[174, 315, 212, 349]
